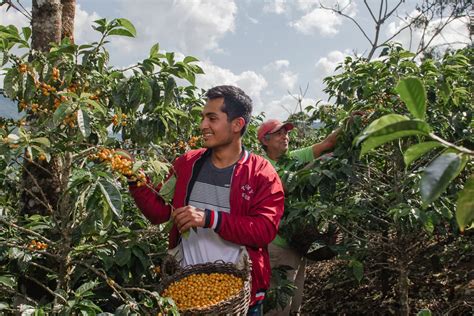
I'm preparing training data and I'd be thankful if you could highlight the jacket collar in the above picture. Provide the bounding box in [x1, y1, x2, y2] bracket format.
[200, 147, 250, 165]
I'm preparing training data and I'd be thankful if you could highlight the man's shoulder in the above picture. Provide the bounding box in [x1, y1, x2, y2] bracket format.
[178, 148, 207, 160]
[246, 152, 278, 174]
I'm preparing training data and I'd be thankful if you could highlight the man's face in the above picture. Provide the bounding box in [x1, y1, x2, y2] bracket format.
[200, 97, 237, 149]
[264, 128, 290, 156]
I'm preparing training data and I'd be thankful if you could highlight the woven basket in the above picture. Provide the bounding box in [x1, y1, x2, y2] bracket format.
[159, 256, 252, 315]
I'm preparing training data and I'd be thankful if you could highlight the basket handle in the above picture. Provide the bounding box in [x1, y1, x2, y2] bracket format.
[161, 255, 181, 279]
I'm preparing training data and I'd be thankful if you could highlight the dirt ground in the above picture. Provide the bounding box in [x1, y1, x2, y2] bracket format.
[300, 236, 473, 315]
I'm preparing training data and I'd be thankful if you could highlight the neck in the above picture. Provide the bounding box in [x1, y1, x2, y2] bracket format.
[266, 148, 283, 162]
[211, 139, 243, 168]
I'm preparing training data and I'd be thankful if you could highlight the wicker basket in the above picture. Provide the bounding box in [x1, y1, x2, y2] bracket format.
[159, 255, 252, 315]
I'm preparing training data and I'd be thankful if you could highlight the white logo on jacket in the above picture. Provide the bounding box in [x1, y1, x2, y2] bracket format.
[241, 184, 254, 201]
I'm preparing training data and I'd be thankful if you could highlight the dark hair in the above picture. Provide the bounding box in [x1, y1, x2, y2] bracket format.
[205, 85, 253, 135]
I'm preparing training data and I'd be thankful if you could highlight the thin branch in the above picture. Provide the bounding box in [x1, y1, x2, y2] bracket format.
[0, 241, 61, 259]
[16, 157, 57, 217]
[0, 0, 32, 20]
[429, 133, 474, 155]
[319, 2, 373, 46]
[76, 261, 135, 305]
[377, 0, 384, 21]
[15, 0, 32, 19]
[26, 275, 68, 304]
[384, 0, 404, 21]
[0, 285, 38, 305]
[0, 217, 53, 244]
[28, 261, 57, 275]
[364, 0, 377, 23]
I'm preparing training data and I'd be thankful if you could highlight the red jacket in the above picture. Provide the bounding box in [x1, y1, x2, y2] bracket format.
[129, 148, 285, 305]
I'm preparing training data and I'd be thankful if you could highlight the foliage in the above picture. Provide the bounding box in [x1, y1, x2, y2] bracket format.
[0, 18, 204, 314]
[355, 76, 473, 231]
[271, 44, 472, 314]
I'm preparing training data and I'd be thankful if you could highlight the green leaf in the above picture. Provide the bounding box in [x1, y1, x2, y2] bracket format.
[24, 74, 36, 102]
[0, 302, 9, 310]
[22, 27, 31, 41]
[115, 248, 131, 266]
[456, 175, 474, 233]
[161, 220, 174, 234]
[355, 114, 409, 145]
[31, 137, 51, 147]
[141, 79, 153, 104]
[76, 281, 98, 297]
[420, 153, 464, 206]
[183, 56, 199, 64]
[351, 260, 364, 282]
[159, 175, 176, 204]
[360, 120, 430, 157]
[53, 102, 71, 124]
[77, 109, 91, 138]
[395, 77, 426, 120]
[404, 141, 443, 167]
[101, 200, 113, 229]
[108, 29, 135, 37]
[0, 275, 15, 289]
[3, 68, 19, 98]
[149, 43, 160, 58]
[84, 98, 106, 115]
[417, 309, 432, 316]
[98, 179, 123, 218]
[116, 18, 136, 37]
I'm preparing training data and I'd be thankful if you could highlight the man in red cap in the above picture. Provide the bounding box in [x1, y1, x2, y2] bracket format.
[257, 119, 337, 164]
[258, 119, 338, 316]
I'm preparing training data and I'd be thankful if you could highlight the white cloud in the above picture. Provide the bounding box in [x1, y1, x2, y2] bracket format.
[263, 59, 290, 71]
[315, 50, 347, 77]
[113, 0, 237, 60]
[291, 9, 341, 36]
[279, 70, 298, 90]
[262, 59, 297, 92]
[196, 60, 268, 113]
[263, 0, 288, 15]
[295, 0, 319, 12]
[387, 14, 470, 53]
[73, 5, 102, 44]
[290, 0, 357, 36]
[0, 6, 29, 28]
[262, 94, 315, 121]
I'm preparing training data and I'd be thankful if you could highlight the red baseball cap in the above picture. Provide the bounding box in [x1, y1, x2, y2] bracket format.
[257, 119, 294, 142]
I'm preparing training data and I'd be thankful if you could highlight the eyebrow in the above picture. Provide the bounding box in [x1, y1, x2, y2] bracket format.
[201, 111, 219, 117]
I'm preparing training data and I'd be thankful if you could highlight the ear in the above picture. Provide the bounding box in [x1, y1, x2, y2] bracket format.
[232, 117, 245, 133]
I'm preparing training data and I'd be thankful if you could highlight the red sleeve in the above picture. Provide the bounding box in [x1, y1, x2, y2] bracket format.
[215, 163, 284, 248]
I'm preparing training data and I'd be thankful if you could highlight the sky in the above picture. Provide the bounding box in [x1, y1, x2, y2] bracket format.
[0, 0, 471, 121]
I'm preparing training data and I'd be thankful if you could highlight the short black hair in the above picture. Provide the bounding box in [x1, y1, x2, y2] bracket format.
[205, 85, 253, 135]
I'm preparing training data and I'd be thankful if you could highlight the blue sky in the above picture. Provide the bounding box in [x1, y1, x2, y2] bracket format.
[1, 1, 470, 120]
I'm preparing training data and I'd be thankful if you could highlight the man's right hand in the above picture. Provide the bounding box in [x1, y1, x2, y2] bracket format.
[171, 205, 206, 234]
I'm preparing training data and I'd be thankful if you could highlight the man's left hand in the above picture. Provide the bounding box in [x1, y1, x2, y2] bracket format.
[171, 205, 206, 233]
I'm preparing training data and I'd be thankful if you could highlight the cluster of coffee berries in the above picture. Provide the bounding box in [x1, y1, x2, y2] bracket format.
[112, 113, 127, 126]
[90, 148, 147, 186]
[28, 240, 48, 251]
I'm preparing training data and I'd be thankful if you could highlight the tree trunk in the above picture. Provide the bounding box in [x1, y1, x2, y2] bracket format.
[20, 0, 76, 303]
[398, 261, 410, 316]
[31, 0, 62, 53]
[61, 0, 76, 42]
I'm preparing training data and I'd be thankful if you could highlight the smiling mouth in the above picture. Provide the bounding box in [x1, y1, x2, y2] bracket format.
[202, 133, 213, 140]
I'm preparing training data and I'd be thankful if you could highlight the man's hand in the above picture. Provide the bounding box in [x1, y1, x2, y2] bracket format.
[171, 205, 206, 233]
[323, 128, 340, 149]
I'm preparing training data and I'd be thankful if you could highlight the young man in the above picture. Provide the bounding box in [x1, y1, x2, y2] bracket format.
[257, 119, 337, 316]
[129, 86, 285, 315]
